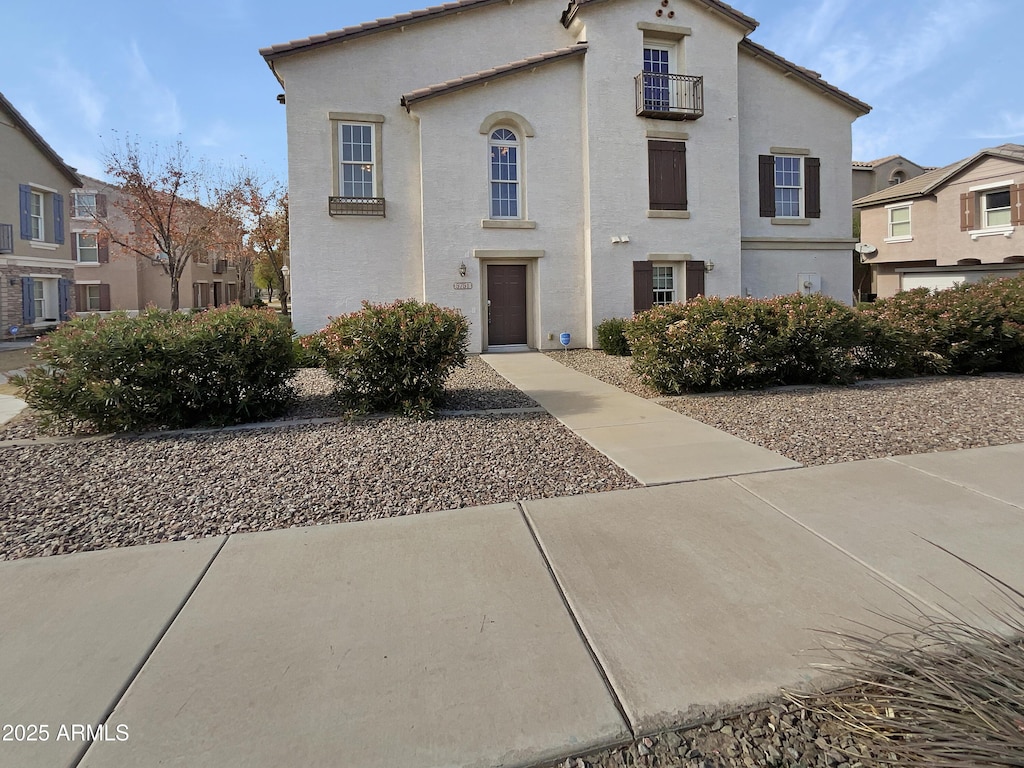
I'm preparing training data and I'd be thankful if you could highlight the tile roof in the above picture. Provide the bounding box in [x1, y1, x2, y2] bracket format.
[401, 44, 588, 109]
[260, 0, 508, 61]
[853, 144, 1024, 207]
[738, 39, 870, 116]
[563, 0, 757, 31]
[0, 91, 82, 188]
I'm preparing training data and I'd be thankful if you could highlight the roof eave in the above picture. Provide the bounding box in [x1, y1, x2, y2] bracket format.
[563, 0, 757, 32]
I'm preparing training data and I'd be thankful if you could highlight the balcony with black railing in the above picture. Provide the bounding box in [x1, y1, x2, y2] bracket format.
[635, 73, 704, 120]
[0, 223, 12, 254]
[329, 197, 386, 217]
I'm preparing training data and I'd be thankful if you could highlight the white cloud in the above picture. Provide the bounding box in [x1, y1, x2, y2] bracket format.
[126, 40, 184, 135]
[971, 112, 1024, 140]
[43, 56, 106, 132]
[196, 119, 236, 148]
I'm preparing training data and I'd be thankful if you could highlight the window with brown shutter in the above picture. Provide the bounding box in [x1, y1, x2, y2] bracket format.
[98, 231, 110, 263]
[758, 155, 775, 217]
[685, 261, 705, 300]
[648, 141, 687, 210]
[633, 261, 654, 313]
[805, 157, 821, 218]
[1012, 183, 1024, 226]
[98, 284, 111, 312]
[960, 192, 976, 231]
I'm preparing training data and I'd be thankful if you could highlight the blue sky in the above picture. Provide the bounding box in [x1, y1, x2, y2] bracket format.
[4, 0, 1020, 184]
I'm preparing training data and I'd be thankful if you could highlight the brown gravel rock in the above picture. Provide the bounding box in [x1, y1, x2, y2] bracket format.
[548, 349, 1024, 466]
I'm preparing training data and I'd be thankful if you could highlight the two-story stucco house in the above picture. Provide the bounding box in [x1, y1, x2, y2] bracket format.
[261, 0, 870, 352]
[854, 144, 1024, 297]
[70, 175, 246, 314]
[0, 92, 82, 339]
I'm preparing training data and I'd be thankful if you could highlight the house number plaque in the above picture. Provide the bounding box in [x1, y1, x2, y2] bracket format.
[453, 282, 473, 290]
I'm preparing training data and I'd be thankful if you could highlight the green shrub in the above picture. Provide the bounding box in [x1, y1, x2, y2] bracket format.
[319, 299, 469, 418]
[863, 275, 1024, 375]
[15, 306, 296, 432]
[596, 317, 631, 356]
[294, 331, 327, 368]
[625, 294, 871, 393]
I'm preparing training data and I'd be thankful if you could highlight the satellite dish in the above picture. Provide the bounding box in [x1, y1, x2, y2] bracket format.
[855, 243, 877, 255]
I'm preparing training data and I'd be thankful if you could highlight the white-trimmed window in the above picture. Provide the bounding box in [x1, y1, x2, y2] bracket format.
[33, 279, 45, 318]
[76, 232, 99, 263]
[652, 264, 675, 305]
[983, 188, 1011, 228]
[774, 156, 802, 218]
[72, 193, 97, 218]
[642, 42, 676, 112]
[489, 128, 520, 219]
[84, 285, 101, 311]
[339, 123, 375, 198]
[30, 191, 45, 240]
[887, 204, 912, 241]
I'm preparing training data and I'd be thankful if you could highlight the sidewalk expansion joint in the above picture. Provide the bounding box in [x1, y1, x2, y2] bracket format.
[726, 477, 952, 619]
[70, 534, 230, 768]
[515, 501, 636, 742]
[883, 456, 1024, 511]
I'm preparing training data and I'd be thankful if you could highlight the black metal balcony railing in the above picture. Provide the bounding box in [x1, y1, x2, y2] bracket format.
[0, 223, 12, 254]
[329, 197, 386, 217]
[635, 73, 704, 120]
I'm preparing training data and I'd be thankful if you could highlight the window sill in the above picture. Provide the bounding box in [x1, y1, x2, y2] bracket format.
[481, 219, 536, 229]
[884, 236, 913, 243]
[647, 210, 690, 219]
[770, 217, 811, 226]
[968, 225, 1014, 240]
[30, 241, 60, 250]
[77, 261, 100, 266]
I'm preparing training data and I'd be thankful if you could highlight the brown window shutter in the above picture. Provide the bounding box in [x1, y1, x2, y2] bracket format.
[96, 194, 108, 218]
[98, 232, 110, 263]
[633, 261, 654, 313]
[76, 284, 86, 309]
[960, 192, 975, 231]
[759, 155, 775, 217]
[1012, 183, 1024, 226]
[805, 157, 821, 218]
[99, 284, 111, 312]
[685, 261, 705, 300]
[71, 235, 78, 260]
[648, 141, 687, 210]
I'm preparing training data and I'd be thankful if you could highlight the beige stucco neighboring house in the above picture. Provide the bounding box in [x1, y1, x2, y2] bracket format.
[0, 91, 82, 339]
[71, 175, 246, 314]
[853, 144, 1024, 298]
[851, 155, 930, 201]
[261, 0, 870, 352]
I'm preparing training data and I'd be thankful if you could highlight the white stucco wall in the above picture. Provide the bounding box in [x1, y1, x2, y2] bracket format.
[573, 0, 746, 340]
[737, 50, 859, 303]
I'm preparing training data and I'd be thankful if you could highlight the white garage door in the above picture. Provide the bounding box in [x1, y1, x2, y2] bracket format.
[901, 273, 966, 292]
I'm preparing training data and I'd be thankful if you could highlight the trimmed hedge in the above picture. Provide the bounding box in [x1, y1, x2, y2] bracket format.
[596, 317, 631, 356]
[16, 306, 296, 432]
[862, 276, 1024, 375]
[319, 299, 468, 418]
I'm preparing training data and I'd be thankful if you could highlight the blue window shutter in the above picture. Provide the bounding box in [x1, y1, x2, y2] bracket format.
[21, 278, 35, 324]
[19, 184, 31, 239]
[58, 278, 71, 321]
[53, 194, 65, 244]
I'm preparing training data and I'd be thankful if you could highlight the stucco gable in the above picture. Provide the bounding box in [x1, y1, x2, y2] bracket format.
[401, 44, 587, 109]
[0, 91, 82, 187]
[854, 144, 1024, 208]
[560, 0, 757, 31]
[738, 39, 869, 117]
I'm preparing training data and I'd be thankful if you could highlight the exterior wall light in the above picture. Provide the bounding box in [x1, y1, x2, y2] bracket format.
[458, 262, 467, 277]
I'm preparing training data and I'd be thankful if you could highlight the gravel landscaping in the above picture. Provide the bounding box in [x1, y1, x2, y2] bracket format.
[0, 357, 636, 560]
[548, 350, 1024, 465]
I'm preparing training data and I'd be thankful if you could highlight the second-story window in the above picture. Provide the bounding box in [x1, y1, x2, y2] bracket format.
[983, 189, 1011, 228]
[76, 232, 99, 262]
[774, 156, 803, 218]
[489, 128, 520, 219]
[339, 123, 376, 199]
[30, 191, 45, 240]
[73, 193, 97, 218]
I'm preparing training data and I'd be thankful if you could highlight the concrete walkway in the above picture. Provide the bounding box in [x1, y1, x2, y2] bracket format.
[3, 443, 1024, 768]
[0, 393, 27, 424]
[484, 352, 799, 484]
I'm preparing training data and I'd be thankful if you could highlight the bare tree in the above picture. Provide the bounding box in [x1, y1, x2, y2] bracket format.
[233, 171, 290, 315]
[102, 135, 238, 310]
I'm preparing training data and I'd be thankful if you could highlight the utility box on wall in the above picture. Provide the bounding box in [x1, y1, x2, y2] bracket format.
[797, 272, 820, 295]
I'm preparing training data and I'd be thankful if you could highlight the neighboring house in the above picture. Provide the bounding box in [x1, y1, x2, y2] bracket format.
[261, 0, 870, 352]
[71, 175, 246, 313]
[0, 91, 82, 338]
[850, 155, 930, 300]
[853, 144, 1024, 298]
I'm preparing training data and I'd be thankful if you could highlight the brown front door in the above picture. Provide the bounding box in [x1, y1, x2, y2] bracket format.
[487, 264, 527, 346]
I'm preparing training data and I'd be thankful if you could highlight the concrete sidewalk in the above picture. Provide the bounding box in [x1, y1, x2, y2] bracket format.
[0, 393, 27, 424]
[484, 352, 799, 484]
[3, 443, 1024, 768]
